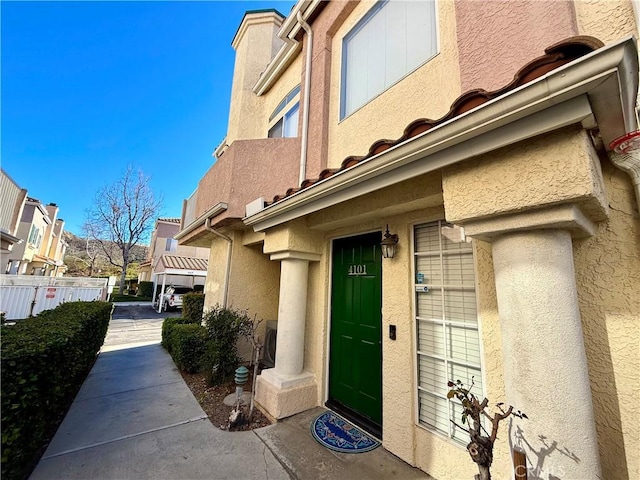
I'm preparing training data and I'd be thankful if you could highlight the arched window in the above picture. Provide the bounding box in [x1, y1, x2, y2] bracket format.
[268, 85, 301, 138]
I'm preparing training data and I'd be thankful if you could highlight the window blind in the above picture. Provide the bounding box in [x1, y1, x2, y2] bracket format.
[414, 221, 483, 444]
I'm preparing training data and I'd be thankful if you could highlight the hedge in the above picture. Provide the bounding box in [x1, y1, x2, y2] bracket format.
[137, 281, 154, 298]
[169, 324, 208, 373]
[182, 293, 204, 324]
[161, 316, 200, 352]
[1, 301, 112, 480]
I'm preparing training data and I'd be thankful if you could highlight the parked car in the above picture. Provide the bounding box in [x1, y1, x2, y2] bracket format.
[156, 285, 193, 311]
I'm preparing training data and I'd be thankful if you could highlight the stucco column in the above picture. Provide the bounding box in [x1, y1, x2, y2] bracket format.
[255, 250, 320, 419]
[273, 256, 309, 376]
[260, 250, 320, 388]
[492, 229, 601, 479]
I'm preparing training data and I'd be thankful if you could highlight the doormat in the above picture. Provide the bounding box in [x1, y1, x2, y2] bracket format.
[310, 411, 380, 453]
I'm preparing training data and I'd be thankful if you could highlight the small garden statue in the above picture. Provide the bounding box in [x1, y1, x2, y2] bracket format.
[448, 379, 527, 480]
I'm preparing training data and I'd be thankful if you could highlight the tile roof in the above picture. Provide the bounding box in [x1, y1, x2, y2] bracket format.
[160, 255, 208, 272]
[267, 36, 604, 206]
[158, 218, 181, 223]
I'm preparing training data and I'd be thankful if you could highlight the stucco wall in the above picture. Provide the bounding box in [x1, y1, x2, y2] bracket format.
[195, 137, 300, 222]
[204, 236, 229, 310]
[574, 0, 638, 43]
[326, 0, 461, 169]
[454, 0, 578, 92]
[573, 158, 640, 480]
[227, 12, 283, 142]
[442, 126, 609, 225]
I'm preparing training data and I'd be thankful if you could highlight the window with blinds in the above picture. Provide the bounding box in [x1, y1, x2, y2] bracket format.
[414, 221, 483, 444]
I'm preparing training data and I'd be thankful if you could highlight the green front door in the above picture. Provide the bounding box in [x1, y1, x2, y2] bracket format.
[328, 232, 382, 437]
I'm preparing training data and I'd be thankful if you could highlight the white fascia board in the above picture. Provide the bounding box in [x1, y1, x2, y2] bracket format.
[244, 37, 638, 232]
[175, 202, 228, 241]
[253, 0, 322, 96]
[163, 268, 208, 277]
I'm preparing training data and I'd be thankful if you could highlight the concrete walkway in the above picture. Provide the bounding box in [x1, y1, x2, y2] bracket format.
[30, 305, 288, 480]
[30, 305, 431, 480]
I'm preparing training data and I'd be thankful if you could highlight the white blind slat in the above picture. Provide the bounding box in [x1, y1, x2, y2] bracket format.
[415, 220, 483, 438]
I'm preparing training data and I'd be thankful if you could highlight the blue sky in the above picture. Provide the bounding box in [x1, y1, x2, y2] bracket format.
[2, 0, 296, 237]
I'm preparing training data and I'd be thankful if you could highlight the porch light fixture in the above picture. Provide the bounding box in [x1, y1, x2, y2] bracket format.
[381, 225, 399, 259]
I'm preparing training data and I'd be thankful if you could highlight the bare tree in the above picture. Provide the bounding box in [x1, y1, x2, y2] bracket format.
[86, 166, 162, 292]
[448, 378, 527, 480]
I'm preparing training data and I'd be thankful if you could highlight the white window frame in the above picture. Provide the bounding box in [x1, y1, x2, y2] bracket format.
[268, 85, 301, 138]
[340, 0, 439, 120]
[165, 238, 177, 252]
[411, 220, 485, 446]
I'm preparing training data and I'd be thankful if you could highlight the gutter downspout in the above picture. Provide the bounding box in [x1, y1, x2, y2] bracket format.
[205, 218, 232, 308]
[297, 12, 313, 187]
[608, 149, 640, 214]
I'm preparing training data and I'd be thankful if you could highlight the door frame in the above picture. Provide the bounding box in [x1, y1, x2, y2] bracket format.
[324, 228, 384, 438]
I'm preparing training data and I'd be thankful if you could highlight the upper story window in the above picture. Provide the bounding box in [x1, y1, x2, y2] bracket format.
[268, 85, 300, 138]
[165, 238, 178, 252]
[27, 225, 43, 249]
[341, 0, 438, 119]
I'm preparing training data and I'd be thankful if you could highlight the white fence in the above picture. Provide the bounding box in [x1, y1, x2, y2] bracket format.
[0, 275, 108, 320]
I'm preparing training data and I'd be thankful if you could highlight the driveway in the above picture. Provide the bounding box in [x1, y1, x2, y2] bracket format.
[103, 303, 180, 350]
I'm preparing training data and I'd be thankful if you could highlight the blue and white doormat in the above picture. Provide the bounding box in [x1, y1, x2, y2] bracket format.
[310, 411, 380, 453]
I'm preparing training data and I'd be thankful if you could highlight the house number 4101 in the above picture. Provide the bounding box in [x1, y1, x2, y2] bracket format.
[348, 264, 368, 276]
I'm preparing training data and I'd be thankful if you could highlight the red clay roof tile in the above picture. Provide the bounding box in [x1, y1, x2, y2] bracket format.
[265, 36, 604, 207]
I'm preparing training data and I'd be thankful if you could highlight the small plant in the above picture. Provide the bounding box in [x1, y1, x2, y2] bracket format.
[237, 314, 264, 422]
[202, 305, 251, 385]
[448, 379, 527, 480]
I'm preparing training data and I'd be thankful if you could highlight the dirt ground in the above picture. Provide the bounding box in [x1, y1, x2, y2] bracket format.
[180, 368, 272, 431]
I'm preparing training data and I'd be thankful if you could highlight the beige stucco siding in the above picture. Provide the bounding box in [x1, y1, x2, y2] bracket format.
[326, 0, 461, 169]
[574, 0, 638, 43]
[442, 126, 609, 225]
[203, 230, 281, 362]
[573, 158, 640, 480]
[227, 13, 284, 143]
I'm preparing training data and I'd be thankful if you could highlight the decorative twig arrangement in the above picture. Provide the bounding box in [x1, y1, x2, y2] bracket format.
[448, 379, 527, 480]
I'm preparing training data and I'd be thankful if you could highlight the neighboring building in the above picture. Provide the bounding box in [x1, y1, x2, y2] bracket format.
[2, 180, 67, 277]
[0, 169, 27, 257]
[177, 2, 639, 479]
[138, 217, 209, 294]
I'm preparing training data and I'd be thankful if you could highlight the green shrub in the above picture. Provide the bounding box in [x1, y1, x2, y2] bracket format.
[182, 293, 204, 324]
[1, 301, 112, 480]
[161, 317, 194, 352]
[137, 281, 154, 298]
[202, 305, 251, 385]
[170, 324, 208, 373]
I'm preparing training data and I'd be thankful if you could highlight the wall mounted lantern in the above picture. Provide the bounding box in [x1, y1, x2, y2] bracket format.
[381, 225, 399, 259]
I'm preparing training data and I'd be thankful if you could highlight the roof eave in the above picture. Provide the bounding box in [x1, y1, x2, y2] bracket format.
[175, 202, 228, 242]
[244, 36, 638, 232]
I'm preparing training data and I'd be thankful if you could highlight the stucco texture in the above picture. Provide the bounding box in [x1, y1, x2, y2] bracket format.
[442, 126, 608, 225]
[327, 0, 462, 169]
[203, 231, 281, 363]
[575, 0, 638, 44]
[227, 13, 283, 142]
[454, 0, 578, 92]
[573, 158, 640, 480]
[195, 137, 300, 223]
